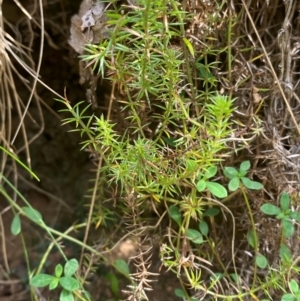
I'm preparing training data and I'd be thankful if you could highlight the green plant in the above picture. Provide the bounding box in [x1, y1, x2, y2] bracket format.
[7, 0, 297, 300]
[30, 259, 80, 301]
[59, 94, 236, 292]
[55, 4, 300, 295]
[224, 160, 263, 191]
[196, 166, 228, 198]
[260, 191, 300, 301]
[282, 279, 300, 301]
[54, 0, 295, 300]
[260, 192, 300, 239]
[0, 147, 90, 300]
[175, 287, 198, 301]
[166, 161, 267, 296]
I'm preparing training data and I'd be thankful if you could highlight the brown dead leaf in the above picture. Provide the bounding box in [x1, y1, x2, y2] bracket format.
[252, 86, 262, 104]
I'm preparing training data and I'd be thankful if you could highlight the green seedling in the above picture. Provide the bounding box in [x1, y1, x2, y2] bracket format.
[282, 279, 300, 301]
[196, 165, 228, 198]
[260, 192, 300, 238]
[224, 160, 263, 191]
[30, 259, 80, 301]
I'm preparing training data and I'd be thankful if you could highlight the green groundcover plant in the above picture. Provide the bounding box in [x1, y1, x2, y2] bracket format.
[52, 0, 300, 299]
[2, 0, 300, 300]
[30, 259, 80, 301]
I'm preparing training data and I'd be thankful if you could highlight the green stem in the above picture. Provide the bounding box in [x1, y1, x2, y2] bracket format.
[241, 186, 258, 288]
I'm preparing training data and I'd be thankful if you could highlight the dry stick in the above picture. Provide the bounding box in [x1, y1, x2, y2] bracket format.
[280, 0, 297, 131]
[207, 197, 238, 295]
[11, 0, 45, 147]
[4, 43, 65, 100]
[5, 49, 46, 155]
[79, 158, 102, 270]
[0, 0, 9, 176]
[0, 214, 10, 273]
[241, 0, 300, 136]
[12, 0, 32, 20]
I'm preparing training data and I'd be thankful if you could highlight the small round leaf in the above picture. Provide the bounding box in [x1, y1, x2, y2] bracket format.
[241, 177, 263, 190]
[210, 273, 223, 282]
[64, 259, 78, 277]
[230, 273, 241, 284]
[240, 161, 251, 172]
[22, 207, 43, 222]
[290, 211, 300, 221]
[228, 177, 240, 191]
[281, 294, 295, 301]
[174, 289, 185, 298]
[260, 204, 281, 215]
[187, 229, 203, 244]
[289, 279, 299, 293]
[204, 166, 217, 179]
[11, 215, 21, 236]
[199, 221, 209, 236]
[105, 273, 119, 296]
[206, 182, 227, 198]
[295, 212, 300, 222]
[256, 254, 268, 269]
[279, 244, 292, 262]
[115, 259, 130, 276]
[246, 230, 256, 249]
[280, 192, 290, 211]
[49, 278, 59, 290]
[277, 212, 285, 219]
[59, 276, 79, 291]
[55, 264, 63, 278]
[196, 180, 206, 192]
[60, 289, 74, 301]
[282, 219, 294, 238]
[204, 208, 220, 217]
[224, 167, 239, 179]
[31, 274, 55, 287]
[168, 205, 182, 226]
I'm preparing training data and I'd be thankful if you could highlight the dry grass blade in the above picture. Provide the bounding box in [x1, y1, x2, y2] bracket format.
[0, 0, 46, 286]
